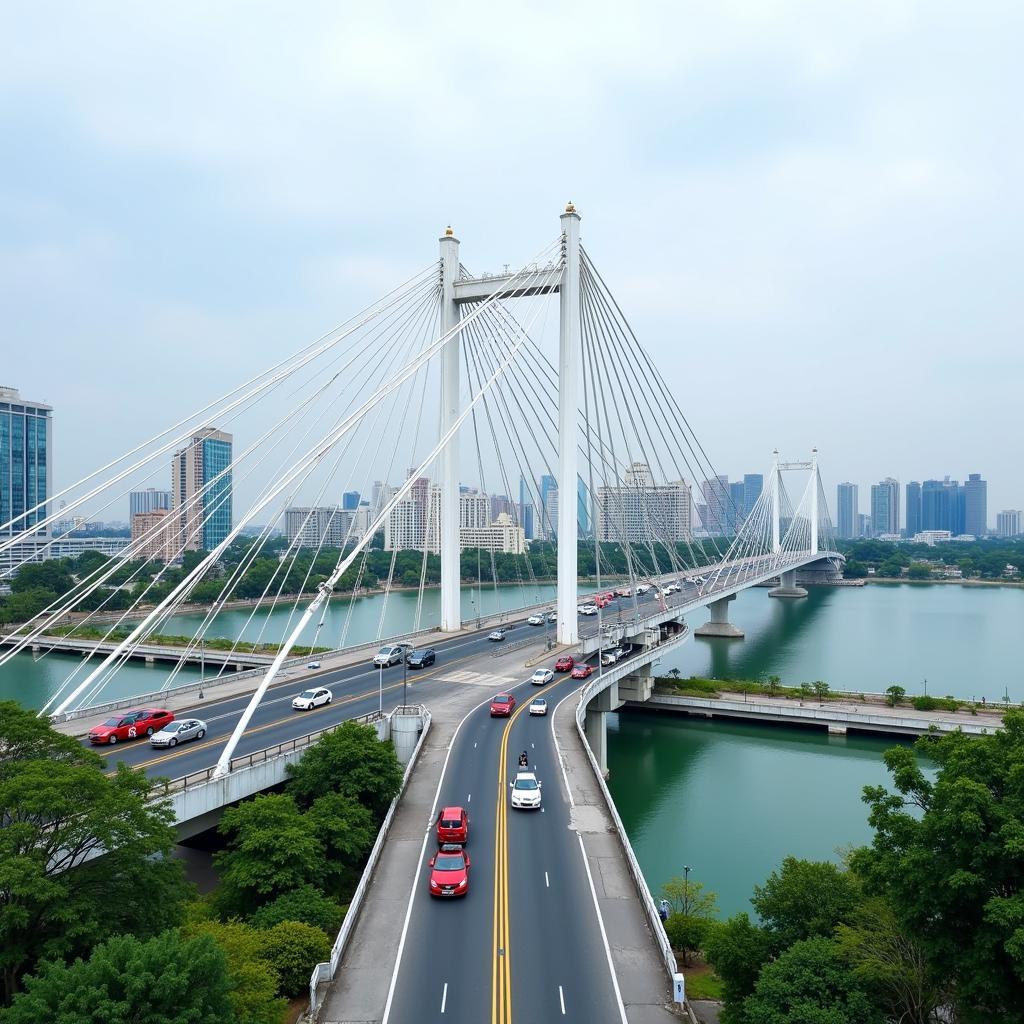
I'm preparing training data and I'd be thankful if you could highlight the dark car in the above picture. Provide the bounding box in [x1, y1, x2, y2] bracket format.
[407, 648, 436, 669]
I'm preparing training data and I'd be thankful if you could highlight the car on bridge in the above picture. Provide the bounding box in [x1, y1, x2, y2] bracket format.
[616, 586, 632, 597]
[510, 771, 542, 809]
[578, 603, 599, 615]
[530, 668, 554, 686]
[489, 692, 516, 716]
[529, 697, 548, 716]
[527, 614, 544, 626]
[665, 582, 681, 594]
[436, 806, 469, 846]
[554, 655, 575, 672]
[150, 718, 207, 747]
[373, 644, 411, 667]
[88, 708, 174, 745]
[406, 648, 435, 668]
[570, 663, 594, 679]
[292, 687, 333, 711]
[600, 649, 620, 666]
[428, 844, 471, 897]
[488, 628, 508, 642]
[636, 583, 651, 595]
[545, 611, 557, 623]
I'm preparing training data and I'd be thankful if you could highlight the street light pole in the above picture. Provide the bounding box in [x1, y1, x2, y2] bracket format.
[378, 664, 384, 716]
[403, 655, 408, 709]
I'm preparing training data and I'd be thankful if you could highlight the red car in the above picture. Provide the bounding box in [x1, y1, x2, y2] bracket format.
[571, 663, 594, 680]
[490, 692, 516, 717]
[436, 806, 469, 846]
[554, 655, 575, 672]
[88, 708, 174, 745]
[428, 844, 471, 897]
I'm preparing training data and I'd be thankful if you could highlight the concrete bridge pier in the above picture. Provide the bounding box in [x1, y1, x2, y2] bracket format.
[618, 661, 654, 703]
[769, 569, 808, 599]
[584, 680, 620, 777]
[695, 593, 744, 638]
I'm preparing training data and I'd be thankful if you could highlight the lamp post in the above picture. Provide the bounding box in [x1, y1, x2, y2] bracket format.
[924, 678, 928, 697]
[378, 664, 384, 717]
[403, 654, 409, 709]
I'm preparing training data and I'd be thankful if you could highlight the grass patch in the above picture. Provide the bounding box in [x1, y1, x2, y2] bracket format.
[683, 964, 724, 1000]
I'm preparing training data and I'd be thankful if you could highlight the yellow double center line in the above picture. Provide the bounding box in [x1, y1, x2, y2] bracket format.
[492, 697, 531, 1024]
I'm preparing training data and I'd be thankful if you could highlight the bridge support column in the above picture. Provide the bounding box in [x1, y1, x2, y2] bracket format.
[145, 654, 155, 664]
[584, 708, 608, 776]
[828, 724, 847, 735]
[695, 594, 745, 638]
[439, 227, 462, 632]
[618, 662, 654, 702]
[769, 569, 808, 599]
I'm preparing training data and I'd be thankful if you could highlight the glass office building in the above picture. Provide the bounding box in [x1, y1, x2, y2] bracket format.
[0, 386, 52, 536]
[171, 428, 233, 552]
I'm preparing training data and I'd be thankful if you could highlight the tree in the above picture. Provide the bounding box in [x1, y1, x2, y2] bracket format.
[843, 559, 868, 579]
[750, 857, 860, 954]
[3, 930, 232, 1024]
[306, 793, 377, 894]
[766, 675, 781, 697]
[0, 706, 187, 1004]
[286, 720, 403, 818]
[259, 921, 332, 997]
[664, 914, 712, 968]
[184, 920, 285, 1024]
[741, 937, 883, 1024]
[9, 561, 73, 596]
[835, 898, 946, 1024]
[798, 682, 814, 701]
[702, 913, 773, 1023]
[884, 684, 906, 707]
[250, 886, 344, 936]
[852, 711, 1024, 1021]
[214, 795, 324, 916]
[813, 680, 830, 701]
[660, 876, 719, 966]
[907, 562, 932, 580]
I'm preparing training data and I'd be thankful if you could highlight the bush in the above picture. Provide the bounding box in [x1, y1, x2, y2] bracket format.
[260, 921, 332, 997]
[250, 886, 345, 936]
[911, 696, 960, 712]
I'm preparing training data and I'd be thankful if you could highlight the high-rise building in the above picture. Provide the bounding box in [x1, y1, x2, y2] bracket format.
[284, 507, 354, 548]
[539, 474, 557, 539]
[743, 474, 763, 518]
[836, 483, 858, 539]
[131, 508, 176, 562]
[905, 482, 922, 538]
[490, 494, 513, 522]
[130, 488, 171, 517]
[518, 477, 535, 541]
[577, 478, 590, 538]
[171, 427, 233, 552]
[870, 478, 900, 537]
[0, 386, 52, 536]
[963, 473, 987, 537]
[342, 491, 360, 511]
[729, 481, 745, 530]
[856, 513, 871, 538]
[596, 463, 692, 544]
[701, 475, 730, 536]
[996, 510, 1022, 537]
[921, 478, 963, 535]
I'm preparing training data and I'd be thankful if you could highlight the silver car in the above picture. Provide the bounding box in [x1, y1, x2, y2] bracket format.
[150, 718, 207, 747]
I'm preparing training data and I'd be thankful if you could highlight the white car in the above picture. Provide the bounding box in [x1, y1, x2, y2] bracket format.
[529, 698, 548, 716]
[600, 649, 619, 666]
[546, 611, 557, 623]
[527, 614, 544, 626]
[373, 644, 409, 667]
[306, 660, 321, 669]
[578, 604, 598, 616]
[150, 719, 207, 747]
[488, 629, 507, 642]
[292, 687, 332, 710]
[665, 583, 681, 594]
[531, 668, 554, 686]
[635, 583, 651, 595]
[510, 771, 542, 809]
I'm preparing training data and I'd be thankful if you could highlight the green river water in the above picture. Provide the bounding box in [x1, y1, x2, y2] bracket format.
[3, 581, 1017, 913]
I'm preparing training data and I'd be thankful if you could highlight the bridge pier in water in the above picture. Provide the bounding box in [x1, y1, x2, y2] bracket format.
[585, 680, 620, 777]
[769, 568, 808, 599]
[694, 593, 745, 638]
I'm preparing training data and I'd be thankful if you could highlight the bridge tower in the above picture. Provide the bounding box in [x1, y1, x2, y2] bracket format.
[439, 227, 461, 632]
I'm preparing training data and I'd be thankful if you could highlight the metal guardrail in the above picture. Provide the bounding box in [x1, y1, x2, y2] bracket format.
[573, 633, 689, 991]
[159, 710, 384, 795]
[308, 704, 432, 1018]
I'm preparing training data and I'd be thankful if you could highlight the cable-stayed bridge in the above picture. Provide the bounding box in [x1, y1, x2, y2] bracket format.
[2, 205, 842, 1023]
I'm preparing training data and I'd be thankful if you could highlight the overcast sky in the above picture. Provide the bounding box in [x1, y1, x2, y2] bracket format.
[2, 2, 1021, 525]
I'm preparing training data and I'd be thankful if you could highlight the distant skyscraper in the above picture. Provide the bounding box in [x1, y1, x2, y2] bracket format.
[856, 513, 871, 538]
[342, 491, 360, 510]
[577, 477, 591, 538]
[922, 478, 963, 534]
[996, 510, 1022, 537]
[171, 427, 233, 552]
[130, 488, 171, 517]
[963, 473, 987, 536]
[596, 464, 692, 543]
[905, 482, 922, 538]
[701, 475, 730, 536]
[539, 474, 557, 539]
[729, 481, 745, 528]
[518, 477, 534, 541]
[0, 386, 52, 536]
[743, 474, 763, 519]
[870, 478, 900, 537]
[836, 483, 858, 539]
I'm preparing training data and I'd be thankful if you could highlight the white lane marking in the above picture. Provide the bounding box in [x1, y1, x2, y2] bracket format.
[551, 688, 581, 809]
[441, 983, 448, 1013]
[531, 742, 535, 748]
[576, 832, 628, 1024]
[559, 985, 566, 1015]
[545, 871, 550, 887]
[381, 690, 498, 1024]
[474, 741, 477, 748]
[467, 793, 471, 803]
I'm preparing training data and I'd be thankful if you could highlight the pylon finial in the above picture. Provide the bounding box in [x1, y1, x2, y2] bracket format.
[444, 225, 454, 237]
[565, 201, 576, 214]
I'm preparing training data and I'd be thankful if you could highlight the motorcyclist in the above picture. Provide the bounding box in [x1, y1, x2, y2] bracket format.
[518, 751, 528, 768]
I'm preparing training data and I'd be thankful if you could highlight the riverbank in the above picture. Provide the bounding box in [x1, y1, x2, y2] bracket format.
[862, 575, 1024, 588]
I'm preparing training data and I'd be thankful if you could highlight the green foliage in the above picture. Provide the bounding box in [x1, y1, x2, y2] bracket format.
[884, 684, 906, 707]
[852, 711, 1024, 1021]
[286, 720, 403, 818]
[702, 914, 773, 1022]
[910, 695, 960, 711]
[813, 680, 830, 700]
[2, 931, 232, 1024]
[259, 921, 331, 997]
[842, 559, 867, 579]
[878, 557, 907, 578]
[907, 561, 933, 580]
[0, 704, 187, 1005]
[214, 795, 325, 916]
[741, 937, 883, 1024]
[8, 561, 73, 595]
[665, 914, 712, 967]
[307, 793, 377, 895]
[250, 886, 344, 936]
[184, 920, 285, 1024]
[751, 857, 860, 954]
[660, 876, 719, 966]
